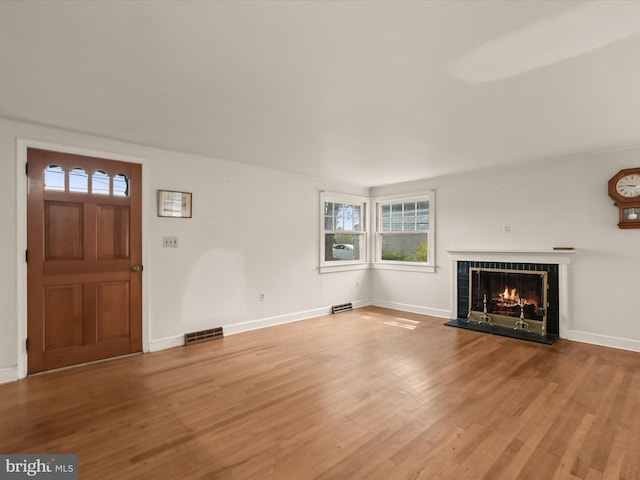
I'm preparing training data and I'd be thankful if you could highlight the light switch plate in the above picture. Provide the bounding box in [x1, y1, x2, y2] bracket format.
[163, 236, 178, 248]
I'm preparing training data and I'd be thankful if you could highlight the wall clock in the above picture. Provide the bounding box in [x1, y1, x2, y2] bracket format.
[608, 168, 640, 229]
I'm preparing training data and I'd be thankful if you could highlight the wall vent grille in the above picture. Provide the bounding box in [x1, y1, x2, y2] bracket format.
[332, 302, 353, 314]
[185, 327, 223, 346]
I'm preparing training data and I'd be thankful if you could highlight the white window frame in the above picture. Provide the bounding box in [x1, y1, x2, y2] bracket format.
[373, 191, 436, 273]
[320, 191, 369, 273]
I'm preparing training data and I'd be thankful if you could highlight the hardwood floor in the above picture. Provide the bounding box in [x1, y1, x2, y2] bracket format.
[1, 306, 639, 479]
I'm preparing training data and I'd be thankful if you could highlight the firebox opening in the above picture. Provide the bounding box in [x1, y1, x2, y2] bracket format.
[468, 268, 548, 335]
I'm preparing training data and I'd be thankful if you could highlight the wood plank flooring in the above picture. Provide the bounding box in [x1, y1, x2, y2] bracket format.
[1, 307, 639, 479]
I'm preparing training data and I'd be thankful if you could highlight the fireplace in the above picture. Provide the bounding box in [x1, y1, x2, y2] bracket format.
[446, 250, 574, 344]
[468, 267, 548, 335]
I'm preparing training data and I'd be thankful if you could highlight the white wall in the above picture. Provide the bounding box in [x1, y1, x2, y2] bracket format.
[371, 148, 640, 351]
[146, 153, 370, 343]
[0, 117, 370, 380]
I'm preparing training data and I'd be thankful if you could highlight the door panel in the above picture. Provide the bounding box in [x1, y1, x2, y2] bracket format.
[97, 205, 130, 259]
[27, 148, 142, 374]
[45, 202, 84, 260]
[97, 282, 130, 340]
[44, 285, 83, 349]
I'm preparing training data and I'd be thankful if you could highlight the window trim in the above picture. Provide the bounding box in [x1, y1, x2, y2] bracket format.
[320, 191, 369, 273]
[373, 191, 436, 273]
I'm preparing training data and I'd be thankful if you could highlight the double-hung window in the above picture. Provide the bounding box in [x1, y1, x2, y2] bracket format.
[320, 192, 368, 271]
[375, 192, 435, 272]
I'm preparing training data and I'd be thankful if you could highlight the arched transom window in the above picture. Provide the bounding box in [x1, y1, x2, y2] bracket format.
[44, 165, 130, 197]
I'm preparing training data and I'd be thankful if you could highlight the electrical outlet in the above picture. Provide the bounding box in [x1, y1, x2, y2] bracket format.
[259, 292, 266, 301]
[503, 224, 511, 233]
[163, 236, 178, 248]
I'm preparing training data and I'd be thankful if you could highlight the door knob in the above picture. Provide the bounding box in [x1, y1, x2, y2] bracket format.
[131, 265, 143, 273]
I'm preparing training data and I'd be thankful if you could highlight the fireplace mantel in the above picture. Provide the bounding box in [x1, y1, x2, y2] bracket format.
[447, 249, 574, 338]
[447, 249, 575, 265]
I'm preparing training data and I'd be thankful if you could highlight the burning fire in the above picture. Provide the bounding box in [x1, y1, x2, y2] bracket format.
[502, 287, 518, 300]
[494, 286, 538, 309]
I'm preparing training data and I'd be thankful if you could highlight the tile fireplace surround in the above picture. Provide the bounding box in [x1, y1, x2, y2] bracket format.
[447, 249, 575, 339]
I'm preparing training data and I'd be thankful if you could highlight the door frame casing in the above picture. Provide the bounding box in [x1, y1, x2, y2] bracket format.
[16, 138, 150, 379]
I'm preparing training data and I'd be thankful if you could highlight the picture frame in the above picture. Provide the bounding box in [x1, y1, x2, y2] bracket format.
[157, 190, 192, 218]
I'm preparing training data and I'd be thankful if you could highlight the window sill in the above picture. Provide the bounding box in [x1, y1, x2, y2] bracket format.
[319, 262, 437, 274]
[319, 262, 370, 274]
[371, 262, 436, 273]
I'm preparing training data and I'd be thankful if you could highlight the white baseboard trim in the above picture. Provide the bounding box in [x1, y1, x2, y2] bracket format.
[0, 367, 18, 384]
[222, 307, 324, 335]
[351, 300, 372, 309]
[223, 308, 329, 336]
[148, 300, 373, 352]
[149, 335, 185, 352]
[225, 300, 370, 336]
[567, 330, 640, 353]
[371, 299, 451, 319]
[371, 299, 451, 320]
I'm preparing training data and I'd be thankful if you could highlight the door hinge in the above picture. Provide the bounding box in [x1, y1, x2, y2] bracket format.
[25, 163, 28, 175]
[25, 250, 29, 263]
[25, 337, 29, 352]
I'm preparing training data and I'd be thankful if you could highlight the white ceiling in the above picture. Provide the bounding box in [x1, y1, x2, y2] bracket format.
[1, 0, 640, 186]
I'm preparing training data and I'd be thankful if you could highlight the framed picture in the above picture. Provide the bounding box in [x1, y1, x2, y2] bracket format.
[157, 190, 192, 218]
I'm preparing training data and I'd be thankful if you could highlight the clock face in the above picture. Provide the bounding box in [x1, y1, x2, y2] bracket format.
[616, 173, 640, 198]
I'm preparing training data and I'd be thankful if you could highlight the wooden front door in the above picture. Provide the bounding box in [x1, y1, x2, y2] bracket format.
[27, 148, 142, 374]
